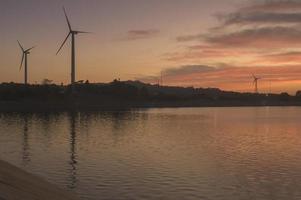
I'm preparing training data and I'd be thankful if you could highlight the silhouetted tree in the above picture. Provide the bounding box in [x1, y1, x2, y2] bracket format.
[42, 79, 53, 85]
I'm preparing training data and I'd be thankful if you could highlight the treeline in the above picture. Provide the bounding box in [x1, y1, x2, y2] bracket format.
[0, 80, 300, 110]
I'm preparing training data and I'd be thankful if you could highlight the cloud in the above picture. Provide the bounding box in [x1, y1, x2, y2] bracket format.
[136, 65, 221, 83]
[223, 12, 301, 25]
[206, 26, 301, 48]
[125, 29, 159, 40]
[171, 1, 301, 64]
[218, 1, 301, 26]
[176, 34, 203, 42]
[162, 65, 221, 77]
[176, 1, 301, 46]
[239, 1, 301, 12]
[257, 51, 301, 64]
[165, 47, 258, 62]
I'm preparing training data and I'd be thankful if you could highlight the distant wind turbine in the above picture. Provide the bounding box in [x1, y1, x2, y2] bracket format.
[56, 7, 90, 85]
[18, 40, 35, 85]
[160, 71, 163, 86]
[252, 74, 261, 93]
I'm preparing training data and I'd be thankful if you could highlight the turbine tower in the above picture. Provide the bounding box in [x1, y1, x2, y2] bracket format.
[160, 71, 163, 86]
[252, 74, 261, 93]
[18, 40, 35, 85]
[56, 7, 90, 85]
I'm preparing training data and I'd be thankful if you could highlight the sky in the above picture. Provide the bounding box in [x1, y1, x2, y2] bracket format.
[1, 0, 301, 94]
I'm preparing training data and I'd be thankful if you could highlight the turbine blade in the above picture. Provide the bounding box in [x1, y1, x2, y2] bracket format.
[26, 46, 36, 52]
[56, 33, 71, 55]
[63, 7, 72, 31]
[19, 53, 25, 70]
[17, 40, 24, 52]
[76, 31, 92, 34]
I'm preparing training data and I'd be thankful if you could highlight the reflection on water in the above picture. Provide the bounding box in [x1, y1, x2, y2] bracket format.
[68, 112, 78, 189]
[1, 107, 301, 199]
[22, 114, 30, 165]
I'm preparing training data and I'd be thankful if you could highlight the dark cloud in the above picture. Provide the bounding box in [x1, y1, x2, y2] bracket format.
[240, 1, 301, 12]
[176, 0, 301, 45]
[223, 12, 301, 25]
[175, 26, 301, 48]
[176, 34, 203, 42]
[206, 26, 301, 48]
[217, 1, 301, 26]
[125, 29, 159, 40]
[136, 65, 222, 84]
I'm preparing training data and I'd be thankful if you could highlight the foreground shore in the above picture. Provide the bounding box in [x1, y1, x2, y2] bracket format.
[0, 160, 79, 200]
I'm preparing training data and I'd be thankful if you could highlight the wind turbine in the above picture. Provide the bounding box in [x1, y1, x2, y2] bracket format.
[18, 40, 35, 85]
[160, 71, 164, 86]
[252, 74, 261, 93]
[56, 7, 90, 85]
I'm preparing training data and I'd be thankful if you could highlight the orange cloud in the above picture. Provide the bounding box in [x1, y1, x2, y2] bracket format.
[206, 27, 301, 49]
[257, 52, 301, 64]
[165, 46, 258, 62]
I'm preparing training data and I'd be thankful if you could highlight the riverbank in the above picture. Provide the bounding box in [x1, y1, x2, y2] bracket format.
[0, 100, 301, 112]
[0, 160, 80, 200]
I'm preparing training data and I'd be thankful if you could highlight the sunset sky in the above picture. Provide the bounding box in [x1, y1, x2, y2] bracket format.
[1, 0, 301, 94]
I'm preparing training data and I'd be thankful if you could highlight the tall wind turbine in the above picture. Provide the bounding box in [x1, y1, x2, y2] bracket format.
[18, 41, 35, 85]
[252, 74, 261, 93]
[56, 7, 90, 85]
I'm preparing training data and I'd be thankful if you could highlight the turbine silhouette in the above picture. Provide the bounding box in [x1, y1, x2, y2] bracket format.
[56, 7, 90, 85]
[252, 74, 261, 93]
[18, 40, 35, 85]
[160, 71, 164, 86]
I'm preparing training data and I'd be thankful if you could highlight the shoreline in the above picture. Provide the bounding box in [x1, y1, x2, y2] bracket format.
[0, 101, 301, 112]
[0, 160, 80, 200]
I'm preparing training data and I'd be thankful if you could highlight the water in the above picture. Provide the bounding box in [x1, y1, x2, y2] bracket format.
[1, 107, 301, 200]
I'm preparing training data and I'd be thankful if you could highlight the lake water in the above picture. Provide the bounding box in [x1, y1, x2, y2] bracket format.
[1, 107, 301, 200]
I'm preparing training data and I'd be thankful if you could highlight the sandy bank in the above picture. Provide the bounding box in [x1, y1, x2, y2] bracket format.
[0, 160, 80, 200]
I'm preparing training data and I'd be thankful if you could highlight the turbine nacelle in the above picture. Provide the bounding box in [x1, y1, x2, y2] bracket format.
[72, 30, 90, 34]
[252, 74, 261, 83]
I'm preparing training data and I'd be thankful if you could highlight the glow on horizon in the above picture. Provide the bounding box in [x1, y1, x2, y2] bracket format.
[1, 0, 301, 94]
